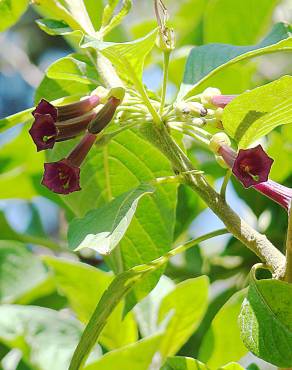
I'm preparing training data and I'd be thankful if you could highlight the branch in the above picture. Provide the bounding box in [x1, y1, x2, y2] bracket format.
[142, 123, 286, 277]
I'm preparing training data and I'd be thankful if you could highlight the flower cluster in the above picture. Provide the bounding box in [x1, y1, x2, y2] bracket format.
[210, 133, 291, 212]
[30, 92, 122, 195]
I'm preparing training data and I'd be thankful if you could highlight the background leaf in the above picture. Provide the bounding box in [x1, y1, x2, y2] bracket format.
[161, 356, 208, 370]
[158, 276, 209, 358]
[0, 0, 29, 32]
[180, 22, 292, 98]
[44, 257, 138, 350]
[83, 334, 162, 370]
[223, 75, 292, 147]
[199, 290, 247, 369]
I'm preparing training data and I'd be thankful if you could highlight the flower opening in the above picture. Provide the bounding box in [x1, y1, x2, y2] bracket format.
[211, 95, 237, 108]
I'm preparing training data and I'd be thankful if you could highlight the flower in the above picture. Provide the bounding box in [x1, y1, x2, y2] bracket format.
[219, 144, 274, 188]
[29, 95, 100, 151]
[42, 160, 81, 195]
[211, 95, 237, 108]
[254, 180, 292, 212]
[42, 132, 97, 194]
[41, 94, 122, 194]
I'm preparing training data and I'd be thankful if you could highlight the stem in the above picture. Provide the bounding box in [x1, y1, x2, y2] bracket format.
[284, 208, 292, 282]
[141, 122, 286, 277]
[69, 229, 228, 370]
[159, 51, 170, 115]
[18, 234, 61, 252]
[220, 169, 232, 201]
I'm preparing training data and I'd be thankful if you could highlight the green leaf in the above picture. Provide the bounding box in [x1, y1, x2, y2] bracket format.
[134, 275, 175, 337]
[49, 128, 177, 309]
[81, 29, 158, 88]
[0, 305, 95, 370]
[61, 0, 95, 35]
[36, 18, 77, 35]
[199, 290, 247, 368]
[219, 364, 245, 370]
[204, 0, 279, 45]
[180, 23, 292, 99]
[46, 53, 100, 85]
[239, 266, 292, 367]
[44, 256, 138, 350]
[161, 356, 209, 370]
[35, 75, 95, 103]
[68, 184, 155, 254]
[222, 75, 292, 148]
[0, 0, 29, 32]
[83, 0, 103, 30]
[83, 334, 162, 370]
[158, 276, 209, 358]
[0, 108, 33, 134]
[0, 242, 48, 304]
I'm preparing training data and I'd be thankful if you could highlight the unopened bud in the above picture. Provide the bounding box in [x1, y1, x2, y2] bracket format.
[176, 102, 207, 117]
[209, 132, 231, 153]
[156, 27, 175, 51]
[201, 87, 221, 106]
[215, 107, 224, 121]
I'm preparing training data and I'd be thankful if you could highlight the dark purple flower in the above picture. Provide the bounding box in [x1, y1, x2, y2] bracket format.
[42, 159, 81, 195]
[219, 145, 274, 188]
[30, 96, 100, 151]
[254, 180, 292, 212]
[41, 132, 97, 194]
[29, 114, 58, 151]
[211, 95, 237, 108]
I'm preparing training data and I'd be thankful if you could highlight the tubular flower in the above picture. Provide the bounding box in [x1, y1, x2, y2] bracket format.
[41, 95, 122, 194]
[29, 95, 100, 151]
[211, 95, 237, 108]
[254, 180, 292, 212]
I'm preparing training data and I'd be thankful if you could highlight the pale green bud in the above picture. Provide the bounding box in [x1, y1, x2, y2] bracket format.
[209, 132, 231, 153]
[201, 87, 221, 106]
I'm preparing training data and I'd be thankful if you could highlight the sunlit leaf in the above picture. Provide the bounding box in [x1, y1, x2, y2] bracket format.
[223, 75, 292, 147]
[161, 356, 208, 370]
[0, 0, 29, 32]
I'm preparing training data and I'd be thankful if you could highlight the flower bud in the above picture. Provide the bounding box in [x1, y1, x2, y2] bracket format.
[211, 95, 237, 108]
[209, 133, 231, 153]
[88, 96, 121, 134]
[201, 87, 221, 106]
[156, 27, 175, 52]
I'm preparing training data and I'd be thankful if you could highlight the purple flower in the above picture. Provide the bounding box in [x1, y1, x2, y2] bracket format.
[42, 132, 97, 194]
[219, 145, 274, 188]
[88, 96, 121, 134]
[211, 95, 237, 108]
[30, 96, 100, 151]
[254, 180, 292, 212]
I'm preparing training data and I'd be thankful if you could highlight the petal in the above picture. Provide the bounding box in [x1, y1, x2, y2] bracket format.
[29, 114, 57, 151]
[33, 99, 58, 121]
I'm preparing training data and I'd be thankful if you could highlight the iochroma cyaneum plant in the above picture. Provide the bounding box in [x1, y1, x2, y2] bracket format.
[0, 0, 292, 369]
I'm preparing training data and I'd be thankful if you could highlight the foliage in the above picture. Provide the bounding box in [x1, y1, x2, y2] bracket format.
[0, 1, 291, 370]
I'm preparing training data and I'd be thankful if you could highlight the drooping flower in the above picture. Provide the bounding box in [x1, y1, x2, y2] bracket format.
[218, 144, 274, 188]
[41, 95, 122, 194]
[29, 95, 100, 151]
[211, 95, 237, 108]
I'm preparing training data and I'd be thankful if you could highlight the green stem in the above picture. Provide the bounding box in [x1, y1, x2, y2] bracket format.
[18, 234, 61, 252]
[68, 229, 228, 370]
[159, 51, 170, 115]
[220, 169, 232, 201]
[284, 208, 292, 283]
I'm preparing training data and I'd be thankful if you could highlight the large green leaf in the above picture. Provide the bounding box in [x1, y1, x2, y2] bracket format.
[61, 0, 95, 35]
[204, 0, 279, 45]
[239, 267, 292, 367]
[44, 256, 137, 350]
[222, 75, 292, 148]
[0, 242, 48, 303]
[0, 0, 29, 32]
[83, 335, 162, 370]
[161, 356, 208, 370]
[219, 364, 244, 370]
[49, 128, 177, 309]
[158, 276, 209, 358]
[0, 305, 97, 370]
[83, 0, 103, 31]
[68, 184, 154, 254]
[199, 290, 247, 369]
[47, 53, 100, 85]
[180, 23, 292, 99]
[81, 29, 158, 89]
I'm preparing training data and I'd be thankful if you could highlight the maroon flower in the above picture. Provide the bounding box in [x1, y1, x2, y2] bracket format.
[30, 96, 100, 151]
[41, 132, 97, 194]
[219, 145, 274, 188]
[88, 96, 121, 134]
[42, 160, 81, 194]
[254, 180, 292, 212]
[211, 95, 237, 108]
